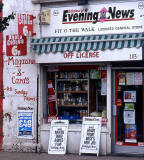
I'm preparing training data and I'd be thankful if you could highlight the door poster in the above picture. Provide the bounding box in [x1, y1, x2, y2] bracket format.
[123, 91, 136, 102]
[79, 117, 101, 156]
[48, 120, 69, 154]
[124, 103, 134, 110]
[126, 72, 135, 85]
[125, 124, 137, 143]
[118, 72, 126, 85]
[17, 110, 34, 139]
[124, 110, 135, 124]
[134, 72, 143, 85]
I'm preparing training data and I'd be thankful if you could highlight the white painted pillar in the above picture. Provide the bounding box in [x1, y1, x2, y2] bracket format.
[106, 64, 112, 154]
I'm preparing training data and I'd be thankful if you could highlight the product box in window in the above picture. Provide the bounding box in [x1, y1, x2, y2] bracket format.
[125, 124, 137, 143]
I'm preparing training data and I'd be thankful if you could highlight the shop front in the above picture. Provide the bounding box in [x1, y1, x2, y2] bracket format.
[31, 1, 144, 155]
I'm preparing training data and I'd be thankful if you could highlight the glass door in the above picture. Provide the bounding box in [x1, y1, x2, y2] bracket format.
[112, 70, 144, 155]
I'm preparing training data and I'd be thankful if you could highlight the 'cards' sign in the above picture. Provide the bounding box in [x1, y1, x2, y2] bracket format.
[6, 34, 27, 56]
[18, 14, 35, 37]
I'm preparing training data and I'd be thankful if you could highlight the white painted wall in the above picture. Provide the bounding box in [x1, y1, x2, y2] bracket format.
[3, 0, 40, 152]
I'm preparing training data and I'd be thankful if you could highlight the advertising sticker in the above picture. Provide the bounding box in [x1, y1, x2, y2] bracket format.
[6, 34, 27, 56]
[18, 14, 35, 37]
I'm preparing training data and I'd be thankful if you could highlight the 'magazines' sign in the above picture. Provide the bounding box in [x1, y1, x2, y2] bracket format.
[41, 1, 144, 37]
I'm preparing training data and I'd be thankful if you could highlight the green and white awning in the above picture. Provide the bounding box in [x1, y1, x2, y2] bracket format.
[31, 33, 144, 54]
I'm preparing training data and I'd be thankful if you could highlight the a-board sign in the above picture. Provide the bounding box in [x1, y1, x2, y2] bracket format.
[48, 120, 69, 154]
[79, 117, 102, 156]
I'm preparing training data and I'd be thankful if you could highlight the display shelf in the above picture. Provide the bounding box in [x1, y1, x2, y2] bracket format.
[57, 104, 88, 107]
[57, 91, 87, 94]
[55, 71, 89, 122]
[56, 79, 88, 81]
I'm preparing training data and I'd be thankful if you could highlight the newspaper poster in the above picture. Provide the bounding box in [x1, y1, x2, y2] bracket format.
[17, 110, 34, 139]
[48, 120, 69, 154]
[79, 117, 101, 156]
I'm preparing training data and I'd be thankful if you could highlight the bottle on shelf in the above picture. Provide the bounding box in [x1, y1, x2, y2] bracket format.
[48, 80, 58, 116]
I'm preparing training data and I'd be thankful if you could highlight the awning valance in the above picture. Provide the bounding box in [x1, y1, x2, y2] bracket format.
[31, 33, 144, 54]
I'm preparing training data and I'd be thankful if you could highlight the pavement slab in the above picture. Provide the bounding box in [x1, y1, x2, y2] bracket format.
[0, 152, 144, 160]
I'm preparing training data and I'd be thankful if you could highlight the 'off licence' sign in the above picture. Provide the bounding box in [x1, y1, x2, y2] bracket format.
[6, 34, 27, 56]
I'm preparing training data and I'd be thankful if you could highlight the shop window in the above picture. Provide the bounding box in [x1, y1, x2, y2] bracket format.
[45, 66, 107, 124]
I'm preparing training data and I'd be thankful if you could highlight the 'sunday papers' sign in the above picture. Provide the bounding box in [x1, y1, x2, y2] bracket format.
[48, 120, 69, 154]
[79, 117, 102, 156]
[42, 1, 144, 37]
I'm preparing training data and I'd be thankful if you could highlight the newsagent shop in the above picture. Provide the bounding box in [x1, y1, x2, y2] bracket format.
[30, 0, 144, 155]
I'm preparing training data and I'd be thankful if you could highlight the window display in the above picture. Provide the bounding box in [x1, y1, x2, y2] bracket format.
[46, 66, 107, 124]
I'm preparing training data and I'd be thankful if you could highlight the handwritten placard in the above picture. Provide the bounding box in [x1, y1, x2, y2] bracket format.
[79, 117, 102, 156]
[48, 120, 69, 154]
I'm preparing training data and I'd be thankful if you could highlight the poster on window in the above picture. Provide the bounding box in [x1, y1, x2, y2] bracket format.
[90, 70, 101, 79]
[79, 117, 101, 156]
[124, 103, 134, 110]
[48, 120, 69, 154]
[124, 91, 136, 102]
[134, 72, 143, 85]
[118, 72, 126, 85]
[17, 110, 34, 139]
[125, 124, 137, 143]
[101, 78, 107, 95]
[124, 110, 135, 124]
[126, 72, 135, 85]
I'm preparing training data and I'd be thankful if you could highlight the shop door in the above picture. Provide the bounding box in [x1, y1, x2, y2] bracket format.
[112, 70, 144, 155]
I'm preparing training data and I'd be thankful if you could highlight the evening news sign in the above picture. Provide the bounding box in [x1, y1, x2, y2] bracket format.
[79, 117, 102, 156]
[41, 1, 144, 37]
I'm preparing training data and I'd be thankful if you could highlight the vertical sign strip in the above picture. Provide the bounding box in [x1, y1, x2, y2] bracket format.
[115, 71, 118, 143]
[0, 0, 3, 151]
[143, 70, 144, 142]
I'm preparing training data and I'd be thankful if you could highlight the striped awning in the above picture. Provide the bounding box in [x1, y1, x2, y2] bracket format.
[31, 33, 144, 54]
